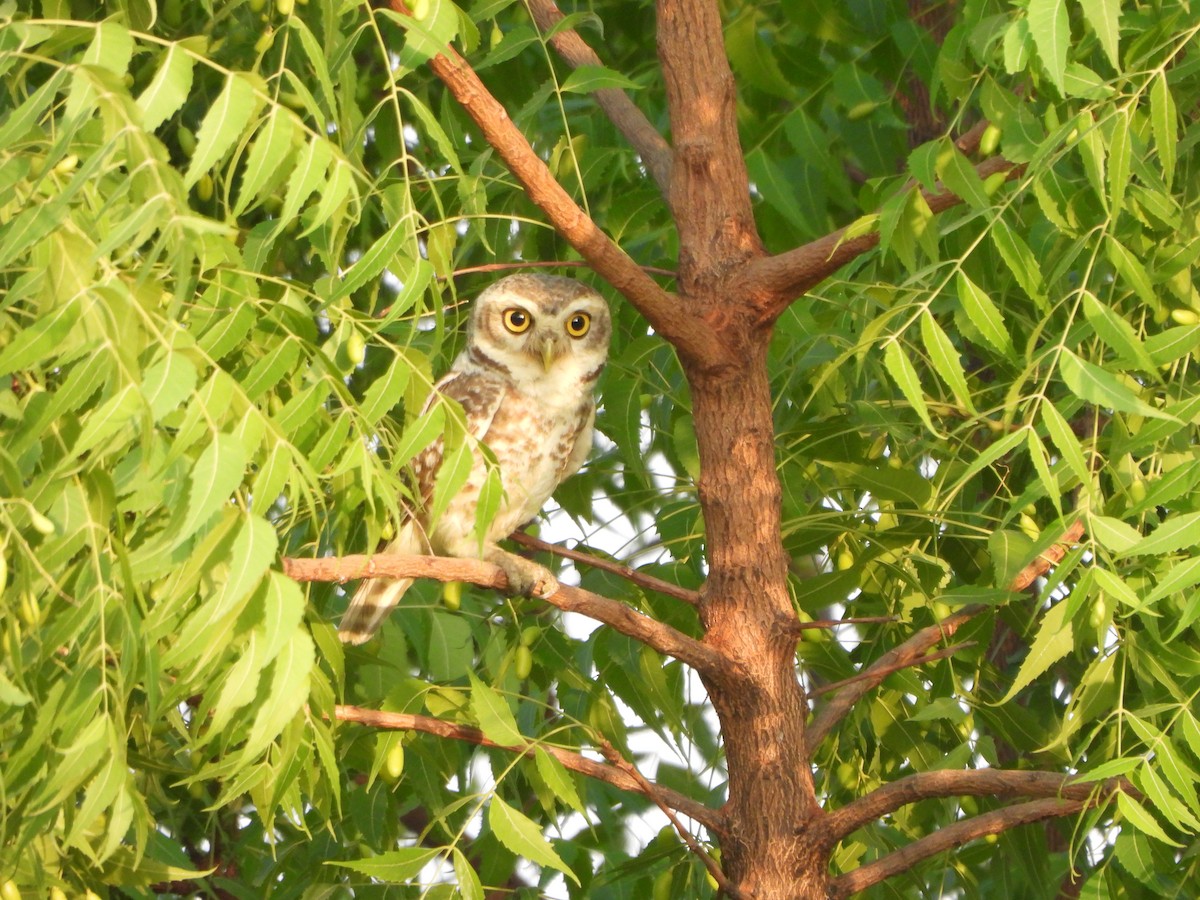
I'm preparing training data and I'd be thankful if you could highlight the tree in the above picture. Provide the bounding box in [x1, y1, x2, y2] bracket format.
[2, 0, 1200, 896]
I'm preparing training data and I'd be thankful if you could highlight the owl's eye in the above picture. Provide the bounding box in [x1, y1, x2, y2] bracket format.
[503, 308, 532, 333]
[566, 312, 591, 338]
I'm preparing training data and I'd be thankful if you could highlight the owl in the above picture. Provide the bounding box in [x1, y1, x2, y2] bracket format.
[338, 273, 612, 644]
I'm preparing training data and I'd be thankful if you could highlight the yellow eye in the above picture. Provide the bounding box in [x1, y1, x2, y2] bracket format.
[503, 308, 532, 334]
[566, 312, 591, 338]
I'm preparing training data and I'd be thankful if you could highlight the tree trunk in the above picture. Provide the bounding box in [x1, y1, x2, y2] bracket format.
[688, 331, 830, 898]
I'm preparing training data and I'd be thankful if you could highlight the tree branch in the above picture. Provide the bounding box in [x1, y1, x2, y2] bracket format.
[597, 739, 744, 898]
[824, 769, 1135, 845]
[828, 798, 1089, 898]
[509, 530, 701, 606]
[526, 0, 672, 193]
[744, 155, 1023, 322]
[282, 554, 733, 678]
[805, 519, 1085, 753]
[334, 705, 724, 833]
[806, 643, 974, 699]
[656, 0, 764, 291]
[385, 1, 726, 366]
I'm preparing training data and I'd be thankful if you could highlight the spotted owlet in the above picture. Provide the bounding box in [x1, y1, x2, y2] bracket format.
[338, 273, 612, 644]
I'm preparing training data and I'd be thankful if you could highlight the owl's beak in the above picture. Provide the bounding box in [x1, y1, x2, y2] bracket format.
[538, 337, 563, 372]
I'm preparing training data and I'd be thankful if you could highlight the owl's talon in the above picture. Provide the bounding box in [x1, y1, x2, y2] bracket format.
[491, 551, 558, 599]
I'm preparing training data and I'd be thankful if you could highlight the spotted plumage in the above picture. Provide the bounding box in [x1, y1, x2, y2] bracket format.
[339, 273, 611, 644]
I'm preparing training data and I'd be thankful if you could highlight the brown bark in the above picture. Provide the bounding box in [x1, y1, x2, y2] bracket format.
[333, 705, 723, 831]
[336, 4, 1107, 898]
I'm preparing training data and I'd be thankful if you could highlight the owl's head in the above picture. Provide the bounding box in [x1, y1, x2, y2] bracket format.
[468, 274, 611, 383]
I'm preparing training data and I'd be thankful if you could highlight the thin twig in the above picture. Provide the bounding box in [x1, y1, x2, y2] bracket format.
[449, 260, 677, 280]
[805, 519, 1085, 753]
[282, 553, 733, 678]
[509, 530, 701, 606]
[526, 0, 672, 192]
[806, 642, 974, 699]
[597, 739, 745, 899]
[334, 705, 724, 832]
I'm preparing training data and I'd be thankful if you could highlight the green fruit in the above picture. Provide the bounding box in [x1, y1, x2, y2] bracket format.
[1170, 308, 1199, 325]
[442, 580, 462, 610]
[836, 549, 855, 571]
[1018, 513, 1040, 541]
[514, 645, 533, 680]
[979, 123, 1001, 156]
[1, 880, 20, 900]
[29, 510, 55, 535]
[276, 0, 294, 15]
[652, 869, 673, 900]
[384, 741, 405, 781]
[196, 173, 214, 201]
[346, 331, 366, 366]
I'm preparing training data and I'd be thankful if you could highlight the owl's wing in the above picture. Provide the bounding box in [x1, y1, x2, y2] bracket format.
[559, 400, 596, 481]
[409, 370, 506, 504]
[339, 372, 506, 645]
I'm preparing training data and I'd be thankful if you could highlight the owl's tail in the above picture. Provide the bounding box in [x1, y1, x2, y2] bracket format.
[338, 521, 425, 644]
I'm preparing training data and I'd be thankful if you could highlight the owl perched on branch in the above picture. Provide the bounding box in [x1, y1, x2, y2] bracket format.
[338, 273, 612, 644]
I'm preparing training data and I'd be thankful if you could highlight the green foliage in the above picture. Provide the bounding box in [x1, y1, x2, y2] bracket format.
[2, 0, 1200, 897]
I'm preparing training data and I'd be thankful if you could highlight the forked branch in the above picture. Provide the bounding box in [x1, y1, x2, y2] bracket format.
[282, 554, 733, 678]
[383, 1, 726, 366]
[805, 519, 1085, 752]
[745, 153, 1022, 321]
[334, 705, 723, 832]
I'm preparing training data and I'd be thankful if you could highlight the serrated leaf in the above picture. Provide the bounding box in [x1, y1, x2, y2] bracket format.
[1058, 350, 1176, 420]
[883, 341, 940, 435]
[1108, 108, 1130, 214]
[957, 272, 1015, 357]
[179, 433, 248, 543]
[428, 440, 473, 528]
[1147, 555, 1200, 606]
[301, 158, 356, 236]
[137, 39, 199, 131]
[206, 632, 263, 736]
[1028, 0, 1068, 92]
[1150, 72, 1177, 185]
[332, 215, 416, 302]
[920, 311, 976, 412]
[84, 21, 134, 75]
[275, 134, 332, 231]
[991, 219, 1046, 306]
[559, 64, 641, 94]
[534, 749, 586, 815]
[1089, 515, 1142, 553]
[185, 72, 261, 188]
[328, 847, 442, 880]
[426, 610, 473, 682]
[359, 358, 410, 426]
[1025, 430, 1061, 514]
[1138, 763, 1200, 832]
[1079, 0, 1121, 69]
[1117, 511, 1200, 559]
[999, 599, 1072, 702]
[242, 628, 314, 758]
[1117, 792, 1182, 846]
[488, 796, 578, 884]
[452, 847, 485, 900]
[236, 107, 297, 215]
[141, 353, 198, 420]
[1040, 401, 1090, 487]
[1106, 237, 1156, 305]
[468, 672, 523, 746]
[1082, 291, 1156, 371]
